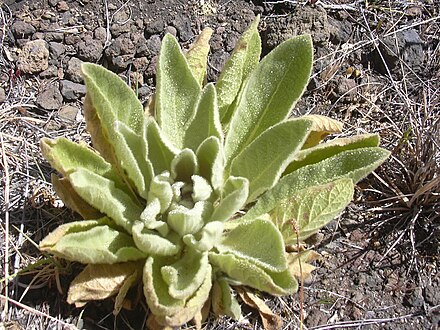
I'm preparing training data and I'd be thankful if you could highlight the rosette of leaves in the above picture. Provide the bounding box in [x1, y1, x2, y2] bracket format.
[39, 17, 389, 328]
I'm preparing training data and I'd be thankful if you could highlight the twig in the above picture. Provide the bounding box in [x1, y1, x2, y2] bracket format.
[309, 310, 424, 329]
[1, 133, 10, 318]
[0, 294, 76, 328]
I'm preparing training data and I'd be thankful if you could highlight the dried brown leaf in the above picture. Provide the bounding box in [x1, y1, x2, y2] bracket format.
[236, 287, 282, 330]
[67, 262, 142, 308]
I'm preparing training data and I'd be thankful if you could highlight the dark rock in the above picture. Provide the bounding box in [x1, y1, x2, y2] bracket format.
[306, 309, 327, 328]
[48, 0, 59, 6]
[133, 57, 149, 71]
[60, 80, 86, 101]
[39, 65, 59, 79]
[164, 26, 177, 37]
[111, 55, 133, 70]
[147, 34, 162, 55]
[425, 284, 440, 306]
[58, 105, 79, 121]
[210, 33, 223, 52]
[0, 87, 5, 103]
[18, 40, 49, 73]
[64, 34, 81, 45]
[137, 85, 151, 99]
[11, 20, 36, 38]
[329, 17, 353, 44]
[144, 19, 165, 36]
[111, 23, 131, 37]
[172, 16, 193, 41]
[36, 83, 63, 110]
[371, 29, 424, 74]
[57, 0, 69, 11]
[106, 33, 135, 57]
[45, 24, 64, 42]
[94, 27, 107, 42]
[66, 57, 83, 83]
[49, 42, 65, 59]
[144, 55, 158, 78]
[32, 32, 45, 40]
[225, 31, 239, 52]
[405, 287, 424, 308]
[77, 35, 103, 62]
[264, 6, 330, 50]
[208, 50, 229, 81]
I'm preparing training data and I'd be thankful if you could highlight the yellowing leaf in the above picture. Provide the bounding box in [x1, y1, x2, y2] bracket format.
[301, 115, 343, 149]
[67, 262, 142, 309]
[51, 174, 101, 219]
[286, 250, 321, 281]
[271, 178, 354, 243]
[185, 27, 213, 86]
[284, 134, 380, 175]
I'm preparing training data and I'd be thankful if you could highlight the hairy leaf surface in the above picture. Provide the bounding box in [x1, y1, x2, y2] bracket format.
[69, 168, 143, 233]
[216, 16, 261, 123]
[230, 119, 312, 202]
[184, 83, 223, 151]
[40, 218, 145, 263]
[272, 178, 354, 243]
[217, 217, 287, 272]
[246, 147, 390, 219]
[224, 35, 313, 164]
[156, 34, 201, 148]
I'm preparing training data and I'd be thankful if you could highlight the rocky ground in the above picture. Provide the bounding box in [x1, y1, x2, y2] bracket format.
[0, 0, 439, 329]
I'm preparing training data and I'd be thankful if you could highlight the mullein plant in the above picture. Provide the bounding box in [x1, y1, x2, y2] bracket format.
[39, 17, 389, 328]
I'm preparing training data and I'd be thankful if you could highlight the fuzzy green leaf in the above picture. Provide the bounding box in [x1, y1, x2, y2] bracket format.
[156, 34, 201, 149]
[183, 221, 224, 252]
[246, 147, 391, 219]
[82, 63, 144, 134]
[161, 249, 209, 300]
[170, 149, 198, 183]
[114, 121, 153, 199]
[143, 256, 185, 317]
[212, 278, 242, 320]
[184, 83, 223, 151]
[191, 175, 213, 202]
[68, 168, 143, 233]
[216, 16, 261, 123]
[156, 262, 212, 327]
[148, 173, 173, 213]
[167, 201, 212, 237]
[224, 35, 313, 164]
[209, 253, 297, 296]
[217, 217, 287, 272]
[132, 221, 181, 256]
[40, 138, 124, 188]
[146, 119, 178, 175]
[51, 174, 101, 219]
[285, 134, 380, 175]
[272, 178, 354, 243]
[40, 218, 145, 264]
[185, 27, 213, 86]
[210, 176, 248, 222]
[196, 137, 225, 194]
[81, 63, 144, 175]
[230, 119, 312, 202]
